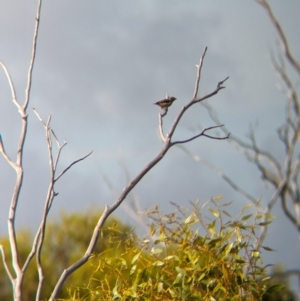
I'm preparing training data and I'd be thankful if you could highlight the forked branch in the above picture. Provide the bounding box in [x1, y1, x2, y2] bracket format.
[0, 2, 42, 301]
[27, 109, 92, 301]
[49, 47, 229, 300]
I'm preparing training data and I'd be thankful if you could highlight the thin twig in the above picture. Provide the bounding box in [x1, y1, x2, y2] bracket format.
[0, 62, 20, 110]
[55, 151, 93, 182]
[35, 116, 55, 301]
[0, 245, 14, 282]
[0, 135, 18, 171]
[24, 0, 42, 110]
[158, 111, 167, 142]
[166, 76, 229, 142]
[203, 102, 284, 177]
[257, 0, 300, 74]
[171, 125, 230, 146]
[193, 46, 207, 99]
[177, 145, 258, 204]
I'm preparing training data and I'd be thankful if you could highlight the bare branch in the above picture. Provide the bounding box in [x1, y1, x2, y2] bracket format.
[198, 98, 298, 245]
[193, 76, 229, 104]
[0, 61, 20, 110]
[24, 0, 42, 111]
[22, 227, 41, 272]
[256, 0, 300, 74]
[117, 161, 152, 235]
[193, 46, 207, 99]
[281, 194, 299, 230]
[166, 76, 229, 142]
[177, 145, 258, 204]
[32, 107, 47, 126]
[0, 135, 18, 171]
[54, 152, 93, 182]
[191, 2, 300, 243]
[248, 129, 281, 187]
[204, 102, 285, 181]
[157, 111, 167, 142]
[34, 113, 56, 300]
[26, 109, 92, 300]
[255, 178, 288, 247]
[270, 268, 300, 278]
[0, 245, 14, 282]
[271, 52, 299, 119]
[171, 125, 230, 146]
[33, 108, 69, 173]
[1, 2, 43, 300]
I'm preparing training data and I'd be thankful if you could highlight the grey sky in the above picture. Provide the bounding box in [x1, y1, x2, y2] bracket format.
[1, 0, 300, 294]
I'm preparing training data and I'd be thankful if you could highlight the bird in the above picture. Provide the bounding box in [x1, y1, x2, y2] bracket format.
[154, 95, 176, 109]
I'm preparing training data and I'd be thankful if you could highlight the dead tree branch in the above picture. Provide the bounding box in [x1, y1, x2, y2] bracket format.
[181, 0, 300, 252]
[256, 0, 300, 74]
[32, 109, 92, 301]
[49, 48, 230, 300]
[0, 2, 42, 300]
[171, 125, 229, 145]
[1, 1, 91, 300]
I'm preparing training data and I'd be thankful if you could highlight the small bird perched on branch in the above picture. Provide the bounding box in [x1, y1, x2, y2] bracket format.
[154, 95, 176, 109]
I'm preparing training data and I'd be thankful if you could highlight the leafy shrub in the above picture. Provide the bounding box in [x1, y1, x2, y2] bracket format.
[65, 197, 283, 301]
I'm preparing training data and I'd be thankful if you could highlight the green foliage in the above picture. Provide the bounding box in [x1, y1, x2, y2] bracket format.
[0, 200, 293, 301]
[0, 209, 133, 301]
[63, 197, 290, 301]
[261, 265, 296, 301]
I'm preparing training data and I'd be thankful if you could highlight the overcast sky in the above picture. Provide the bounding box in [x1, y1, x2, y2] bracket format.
[1, 0, 300, 293]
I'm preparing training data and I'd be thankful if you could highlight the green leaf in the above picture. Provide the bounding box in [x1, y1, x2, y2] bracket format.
[208, 238, 222, 247]
[184, 213, 199, 225]
[152, 260, 165, 267]
[164, 255, 179, 261]
[264, 284, 286, 293]
[130, 264, 136, 276]
[223, 242, 233, 256]
[151, 247, 163, 254]
[262, 246, 275, 251]
[213, 195, 223, 201]
[157, 282, 163, 292]
[131, 252, 140, 265]
[265, 212, 276, 219]
[168, 288, 176, 298]
[173, 272, 183, 284]
[112, 285, 121, 299]
[198, 272, 206, 281]
[241, 214, 252, 221]
[241, 204, 253, 210]
[118, 257, 127, 268]
[209, 208, 220, 218]
[258, 221, 272, 226]
[222, 210, 231, 217]
[175, 267, 186, 275]
[251, 250, 260, 258]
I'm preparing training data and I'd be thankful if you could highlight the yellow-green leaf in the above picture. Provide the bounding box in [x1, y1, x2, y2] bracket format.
[209, 208, 220, 218]
[131, 252, 140, 265]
